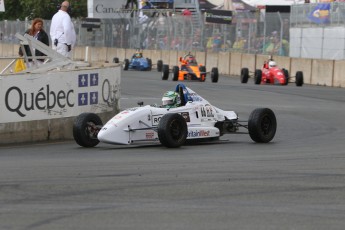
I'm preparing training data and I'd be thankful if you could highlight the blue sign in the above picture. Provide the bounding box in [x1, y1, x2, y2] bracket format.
[308, 3, 331, 24]
[78, 74, 88, 87]
[78, 93, 88, 106]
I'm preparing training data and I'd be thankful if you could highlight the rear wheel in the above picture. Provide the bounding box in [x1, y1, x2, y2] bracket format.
[158, 113, 187, 148]
[162, 64, 169, 80]
[123, 59, 129, 70]
[73, 113, 103, 147]
[282, 68, 289, 85]
[157, 60, 163, 72]
[248, 108, 277, 143]
[211, 67, 219, 83]
[240, 68, 249, 83]
[172, 66, 179, 81]
[147, 58, 152, 71]
[295, 71, 304, 86]
[254, 69, 262, 84]
[113, 57, 119, 63]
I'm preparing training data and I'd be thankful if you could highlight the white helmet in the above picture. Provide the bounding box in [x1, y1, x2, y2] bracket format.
[268, 61, 276, 68]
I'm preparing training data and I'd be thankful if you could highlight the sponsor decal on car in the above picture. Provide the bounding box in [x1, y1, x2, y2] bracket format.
[187, 130, 210, 137]
[152, 114, 163, 126]
[146, 131, 155, 139]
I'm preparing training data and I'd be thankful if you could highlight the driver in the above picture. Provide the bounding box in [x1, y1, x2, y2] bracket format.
[161, 91, 181, 108]
[268, 61, 277, 68]
[187, 55, 197, 64]
[134, 52, 142, 58]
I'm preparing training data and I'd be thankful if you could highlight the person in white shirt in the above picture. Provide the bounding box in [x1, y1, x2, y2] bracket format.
[50, 1, 76, 58]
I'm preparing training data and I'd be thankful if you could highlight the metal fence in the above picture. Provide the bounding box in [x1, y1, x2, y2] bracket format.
[0, 2, 344, 58]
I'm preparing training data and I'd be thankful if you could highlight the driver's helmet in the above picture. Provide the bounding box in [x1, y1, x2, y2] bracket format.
[268, 61, 277, 68]
[135, 52, 142, 58]
[162, 91, 181, 108]
[187, 55, 196, 64]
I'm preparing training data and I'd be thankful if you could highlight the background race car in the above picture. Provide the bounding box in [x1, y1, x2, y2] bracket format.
[241, 59, 304, 86]
[113, 52, 164, 72]
[161, 54, 219, 83]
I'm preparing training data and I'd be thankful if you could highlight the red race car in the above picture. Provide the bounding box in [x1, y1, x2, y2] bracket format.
[240, 59, 304, 86]
[161, 54, 219, 83]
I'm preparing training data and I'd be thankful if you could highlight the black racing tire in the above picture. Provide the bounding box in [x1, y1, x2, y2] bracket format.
[248, 108, 277, 143]
[211, 67, 219, 83]
[123, 59, 129, 70]
[254, 69, 262, 85]
[295, 71, 304, 87]
[240, 68, 249, 83]
[157, 60, 163, 72]
[73, 113, 103, 148]
[147, 58, 152, 71]
[158, 113, 187, 148]
[162, 64, 169, 80]
[113, 57, 119, 63]
[282, 68, 289, 85]
[172, 66, 179, 81]
[199, 66, 206, 82]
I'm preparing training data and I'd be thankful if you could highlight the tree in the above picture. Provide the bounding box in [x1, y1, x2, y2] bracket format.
[0, 0, 87, 20]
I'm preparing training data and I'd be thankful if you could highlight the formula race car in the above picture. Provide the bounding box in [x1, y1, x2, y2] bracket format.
[113, 51, 163, 71]
[161, 54, 219, 83]
[73, 84, 277, 148]
[241, 59, 304, 86]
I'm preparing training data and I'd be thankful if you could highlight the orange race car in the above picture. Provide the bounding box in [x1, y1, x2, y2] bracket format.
[161, 54, 219, 83]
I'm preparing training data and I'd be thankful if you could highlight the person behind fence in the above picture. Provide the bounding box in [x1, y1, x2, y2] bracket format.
[50, 1, 76, 58]
[18, 18, 49, 67]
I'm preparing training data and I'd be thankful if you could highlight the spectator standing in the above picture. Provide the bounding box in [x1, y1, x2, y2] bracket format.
[19, 18, 49, 67]
[50, 1, 76, 58]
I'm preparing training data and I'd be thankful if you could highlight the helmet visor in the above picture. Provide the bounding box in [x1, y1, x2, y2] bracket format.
[162, 97, 174, 106]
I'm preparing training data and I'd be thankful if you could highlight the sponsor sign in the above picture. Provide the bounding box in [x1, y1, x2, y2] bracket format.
[88, 0, 134, 19]
[205, 10, 233, 24]
[0, 67, 120, 123]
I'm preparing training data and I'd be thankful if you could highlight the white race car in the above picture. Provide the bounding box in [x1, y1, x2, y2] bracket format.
[73, 84, 277, 148]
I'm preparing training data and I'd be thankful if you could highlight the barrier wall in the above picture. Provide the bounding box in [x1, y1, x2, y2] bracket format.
[0, 64, 121, 145]
[1, 44, 343, 88]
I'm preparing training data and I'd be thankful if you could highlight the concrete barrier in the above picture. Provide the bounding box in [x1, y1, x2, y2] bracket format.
[206, 52, 218, 72]
[311, 59, 333, 86]
[218, 52, 230, 75]
[242, 53, 256, 74]
[0, 65, 121, 145]
[333, 60, 345, 87]
[230, 52, 242, 76]
[291, 58, 313, 84]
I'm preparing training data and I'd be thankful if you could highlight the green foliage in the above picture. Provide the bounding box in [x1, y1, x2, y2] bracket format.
[0, 0, 87, 20]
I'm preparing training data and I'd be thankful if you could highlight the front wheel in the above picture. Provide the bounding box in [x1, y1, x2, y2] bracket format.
[172, 66, 179, 81]
[123, 59, 129, 70]
[158, 113, 187, 148]
[73, 113, 103, 147]
[240, 68, 249, 83]
[248, 108, 277, 143]
[211, 67, 219, 83]
[295, 71, 304, 87]
[157, 60, 163, 72]
[254, 69, 262, 84]
[162, 64, 169, 80]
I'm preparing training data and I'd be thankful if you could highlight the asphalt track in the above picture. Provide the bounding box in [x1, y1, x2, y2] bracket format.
[1, 70, 345, 230]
